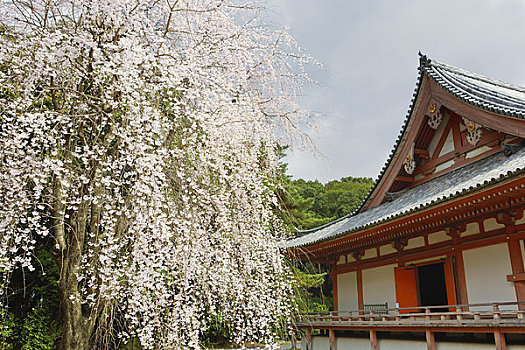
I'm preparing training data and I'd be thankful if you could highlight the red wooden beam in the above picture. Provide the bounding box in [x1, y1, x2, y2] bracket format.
[507, 238, 525, 310]
[425, 330, 436, 350]
[369, 330, 378, 350]
[454, 250, 469, 308]
[329, 328, 336, 350]
[494, 329, 506, 350]
[332, 271, 338, 311]
[414, 148, 430, 160]
[507, 272, 525, 282]
[394, 176, 415, 183]
[357, 269, 364, 312]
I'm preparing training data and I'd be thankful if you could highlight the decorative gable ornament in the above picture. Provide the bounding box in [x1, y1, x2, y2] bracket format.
[403, 143, 416, 175]
[462, 117, 482, 145]
[426, 101, 442, 129]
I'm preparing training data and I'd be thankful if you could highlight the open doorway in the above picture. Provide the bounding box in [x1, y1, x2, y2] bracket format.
[394, 258, 456, 313]
[417, 262, 448, 311]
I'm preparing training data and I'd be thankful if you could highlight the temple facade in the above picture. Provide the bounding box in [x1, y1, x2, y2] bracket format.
[287, 54, 525, 350]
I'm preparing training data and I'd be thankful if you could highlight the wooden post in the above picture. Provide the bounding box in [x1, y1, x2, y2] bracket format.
[425, 330, 436, 350]
[453, 250, 469, 309]
[305, 329, 312, 350]
[507, 239, 525, 310]
[332, 270, 339, 312]
[494, 329, 506, 350]
[328, 328, 336, 350]
[357, 268, 364, 314]
[493, 304, 501, 320]
[369, 330, 378, 350]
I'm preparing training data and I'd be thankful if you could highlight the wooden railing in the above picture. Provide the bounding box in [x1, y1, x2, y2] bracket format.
[294, 301, 525, 328]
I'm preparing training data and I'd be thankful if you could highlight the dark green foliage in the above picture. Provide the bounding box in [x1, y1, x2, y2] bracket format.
[19, 306, 60, 350]
[290, 264, 332, 313]
[201, 313, 232, 348]
[307, 176, 374, 224]
[0, 238, 61, 349]
[279, 173, 374, 231]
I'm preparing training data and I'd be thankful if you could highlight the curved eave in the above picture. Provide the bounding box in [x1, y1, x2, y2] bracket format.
[288, 164, 525, 249]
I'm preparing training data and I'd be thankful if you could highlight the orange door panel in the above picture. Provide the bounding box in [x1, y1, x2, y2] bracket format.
[394, 266, 418, 313]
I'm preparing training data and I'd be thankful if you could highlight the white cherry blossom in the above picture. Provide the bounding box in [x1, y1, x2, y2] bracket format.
[0, 0, 314, 348]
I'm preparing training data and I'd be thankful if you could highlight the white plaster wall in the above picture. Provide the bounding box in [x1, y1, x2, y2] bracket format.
[461, 222, 480, 237]
[434, 158, 455, 173]
[438, 342, 502, 350]
[337, 271, 358, 311]
[336, 255, 345, 265]
[406, 236, 425, 250]
[463, 243, 516, 310]
[311, 336, 328, 350]
[439, 129, 454, 156]
[465, 145, 491, 159]
[306, 336, 525, 350]
[378, 339, 426, 350]
[380, 244, 397, 256]
[336, 337, 369, 350]
[521, 240, 525, 266]
[483, 217, 505, 232]
[362, 264, 396, 309]
[428, 230, 451, 245]
[362, 248, 377, 260]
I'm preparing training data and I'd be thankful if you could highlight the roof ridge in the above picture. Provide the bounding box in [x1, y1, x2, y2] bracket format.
[428, 59, 525, 94]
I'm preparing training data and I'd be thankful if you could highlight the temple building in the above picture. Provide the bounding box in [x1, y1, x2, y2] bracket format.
[287, 54, 525, 350]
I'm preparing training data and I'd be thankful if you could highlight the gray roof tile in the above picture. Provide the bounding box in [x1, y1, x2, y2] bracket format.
[423, 59, 525, 118]
[287, 148, 525, 248]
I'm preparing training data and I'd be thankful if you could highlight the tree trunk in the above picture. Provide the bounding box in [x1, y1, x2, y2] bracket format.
[58, 290, 92, 350]
[54, 178, 97, 350]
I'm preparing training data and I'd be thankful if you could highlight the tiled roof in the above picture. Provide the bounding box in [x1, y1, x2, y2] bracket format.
[421, 56, 525, 119]
[288, 54, 525, 248]
[287, 147, 525, 248]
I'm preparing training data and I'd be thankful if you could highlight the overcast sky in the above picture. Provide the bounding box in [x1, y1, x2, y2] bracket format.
[265, 0, 525, 183]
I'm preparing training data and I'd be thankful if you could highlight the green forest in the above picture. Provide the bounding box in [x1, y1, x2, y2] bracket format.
[276, 153, 374, 231]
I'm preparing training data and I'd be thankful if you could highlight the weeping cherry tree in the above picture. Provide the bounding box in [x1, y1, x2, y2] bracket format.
[0, 0, 315, 348]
